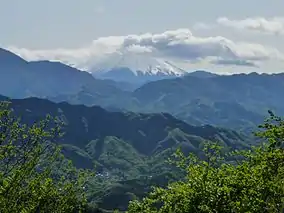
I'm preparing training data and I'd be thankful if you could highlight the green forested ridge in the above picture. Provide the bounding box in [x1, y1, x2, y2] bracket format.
[1, 96, 252, 167]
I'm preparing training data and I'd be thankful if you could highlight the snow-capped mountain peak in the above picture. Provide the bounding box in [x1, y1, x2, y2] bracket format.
[90, 51, 186, 77]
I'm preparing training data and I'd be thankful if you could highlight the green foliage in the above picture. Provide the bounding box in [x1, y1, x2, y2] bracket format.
[0, 102, 94, 213]
[127, 112, 284, 213]
[86, 137, 148, 178]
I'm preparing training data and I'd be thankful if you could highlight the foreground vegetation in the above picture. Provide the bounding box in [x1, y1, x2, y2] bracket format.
[0, 102, 96, 212]
[0, 100, 283, 212]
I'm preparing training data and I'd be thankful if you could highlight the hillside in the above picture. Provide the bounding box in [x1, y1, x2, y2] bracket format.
[0, 48, 129, 99]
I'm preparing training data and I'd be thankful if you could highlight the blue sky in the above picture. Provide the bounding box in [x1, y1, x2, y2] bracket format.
[1, 0, 284, 73]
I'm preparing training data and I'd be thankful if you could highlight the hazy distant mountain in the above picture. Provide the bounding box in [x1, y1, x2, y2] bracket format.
[0, 48, 128, 99]
[90, 51, 187, 84]
[2, 47, 283, 133]
[130, 72, 284, 131]
[50, 72, 284, 132]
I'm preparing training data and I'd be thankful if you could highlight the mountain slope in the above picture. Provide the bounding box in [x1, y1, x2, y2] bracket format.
[0, 48, 128, 99]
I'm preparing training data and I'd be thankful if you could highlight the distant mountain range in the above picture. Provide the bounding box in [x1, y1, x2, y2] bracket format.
[49, 73, 284, 133]
[1, 47, 283, 133]
[130, 72, 284, 131]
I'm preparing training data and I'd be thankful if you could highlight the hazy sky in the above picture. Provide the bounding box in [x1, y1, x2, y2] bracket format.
[1, 0, 284, 73]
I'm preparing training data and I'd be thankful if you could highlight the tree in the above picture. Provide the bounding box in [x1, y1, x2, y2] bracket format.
[127, 112, 284, 213]
[0, 101, 93, 213]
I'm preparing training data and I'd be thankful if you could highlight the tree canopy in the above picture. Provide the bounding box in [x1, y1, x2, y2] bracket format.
[0, 102, 93, 213]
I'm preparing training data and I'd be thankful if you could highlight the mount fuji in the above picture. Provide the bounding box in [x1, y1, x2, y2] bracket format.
[90, 52, 187, 84]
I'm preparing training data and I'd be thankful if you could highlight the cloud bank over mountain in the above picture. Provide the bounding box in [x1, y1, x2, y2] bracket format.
[5, 17, 284, 73]
[217, 17, 284, 35]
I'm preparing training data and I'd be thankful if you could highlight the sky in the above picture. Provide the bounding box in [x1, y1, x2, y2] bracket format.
[1, 0, 284, 74]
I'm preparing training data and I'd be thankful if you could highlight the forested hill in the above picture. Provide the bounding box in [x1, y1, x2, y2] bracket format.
[1, 95, 252, 169]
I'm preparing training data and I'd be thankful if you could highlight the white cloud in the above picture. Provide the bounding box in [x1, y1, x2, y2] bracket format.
[217, 17, 284, 35]
[122, 29, 284, 62]
[7, 36, 125, 69]
[6, 28, 284, 70]
[125, 44, 153, 54]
